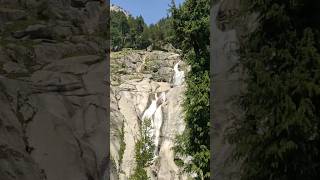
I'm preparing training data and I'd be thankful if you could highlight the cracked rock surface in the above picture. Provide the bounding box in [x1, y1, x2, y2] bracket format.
[110, 49, 191, 180]
[0, 0, 108, 180]
[211, 0, 257, 179]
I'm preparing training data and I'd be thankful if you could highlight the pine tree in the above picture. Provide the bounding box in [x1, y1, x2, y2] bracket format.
[110, 11, 129, 49]
[171, 0, 210, 179]
[111, 7, 177, 51]
[227, 1, 320, 179]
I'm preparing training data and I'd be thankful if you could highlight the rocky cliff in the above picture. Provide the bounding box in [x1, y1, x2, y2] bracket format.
[110, 4, 130, 17]
[0, 0, 109, 180]
[211, 0, 257, 179]
[110, 49, 192, 179]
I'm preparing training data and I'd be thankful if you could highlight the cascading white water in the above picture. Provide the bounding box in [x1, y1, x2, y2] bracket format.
[142, 94, 158, 121]
[153, 92, 166, 156]
[173, 60, 185, 86]
[140, 61, 185, 160]
[142, 94, 158, 138]
[153, 104, 162, 156]
[141, 92, 166, 157]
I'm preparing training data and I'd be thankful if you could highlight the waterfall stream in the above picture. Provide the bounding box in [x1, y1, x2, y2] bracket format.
[153, 104, 163, 156]
[173, 60, 185, 86]
[111, 49, 189, 179]
[142, 94, 158, 121]
[140, 60, 185, 159]
[141, 92, 166, 157]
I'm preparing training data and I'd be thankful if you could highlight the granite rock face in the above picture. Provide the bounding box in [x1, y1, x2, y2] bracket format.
[211, 0, 258, 179]
[110, 4, 130, 17]
[0, 0, 109, 180]
[110, 49, 191, 180]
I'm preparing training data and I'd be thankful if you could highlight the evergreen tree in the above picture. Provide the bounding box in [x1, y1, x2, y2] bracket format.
[110, 11, 129, 49]
[227, 1, 320, 179]
[111, 8, 177, 51]
[171, 0, 210, 179]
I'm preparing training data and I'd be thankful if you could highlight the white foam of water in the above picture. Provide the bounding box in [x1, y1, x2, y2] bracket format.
[142, 94, 158, 121]
[173, 60, 185, 86]
[153, 104, 163, 156]
[141, 92, 166, 157]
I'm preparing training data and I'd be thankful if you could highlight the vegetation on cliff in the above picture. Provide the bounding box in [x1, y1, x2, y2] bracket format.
[171, 0, 210, 179]
[227, 0, 320, 179]
[130, 118, 155, 180]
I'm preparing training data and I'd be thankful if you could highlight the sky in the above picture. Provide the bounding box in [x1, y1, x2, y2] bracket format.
[110, 0, 185, 25]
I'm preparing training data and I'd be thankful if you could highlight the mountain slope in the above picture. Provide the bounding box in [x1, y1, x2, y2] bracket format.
[110, 49, 192, 179]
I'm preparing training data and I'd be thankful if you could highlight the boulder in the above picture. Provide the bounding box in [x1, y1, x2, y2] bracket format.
[160, 43, 175, 52]
[147, 44, 153, 52]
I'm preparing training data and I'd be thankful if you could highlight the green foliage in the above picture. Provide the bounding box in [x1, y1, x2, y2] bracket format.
[227, 0, 320, 179]
[111, 11, 151, 50]
[129, 166, 149, 180]
[130, 118, 155, 180]
[170, 0, 210, 59]
[148, 16, 175, 49]
[171, 0, 210, 179]
[110, 11, 130, 49]
[110, 10, 175, 51]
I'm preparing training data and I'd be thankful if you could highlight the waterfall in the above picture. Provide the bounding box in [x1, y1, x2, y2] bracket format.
[173, 60, 185, 86]
[141, 92, 166, 157]
[138, 60, 184, 161]
[153, 104, 163, 156]
[141, 94, 158, 139]
[142, 94, 158, 121]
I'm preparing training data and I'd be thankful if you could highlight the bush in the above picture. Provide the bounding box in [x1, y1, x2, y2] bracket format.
[130, 118, 155, 180]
